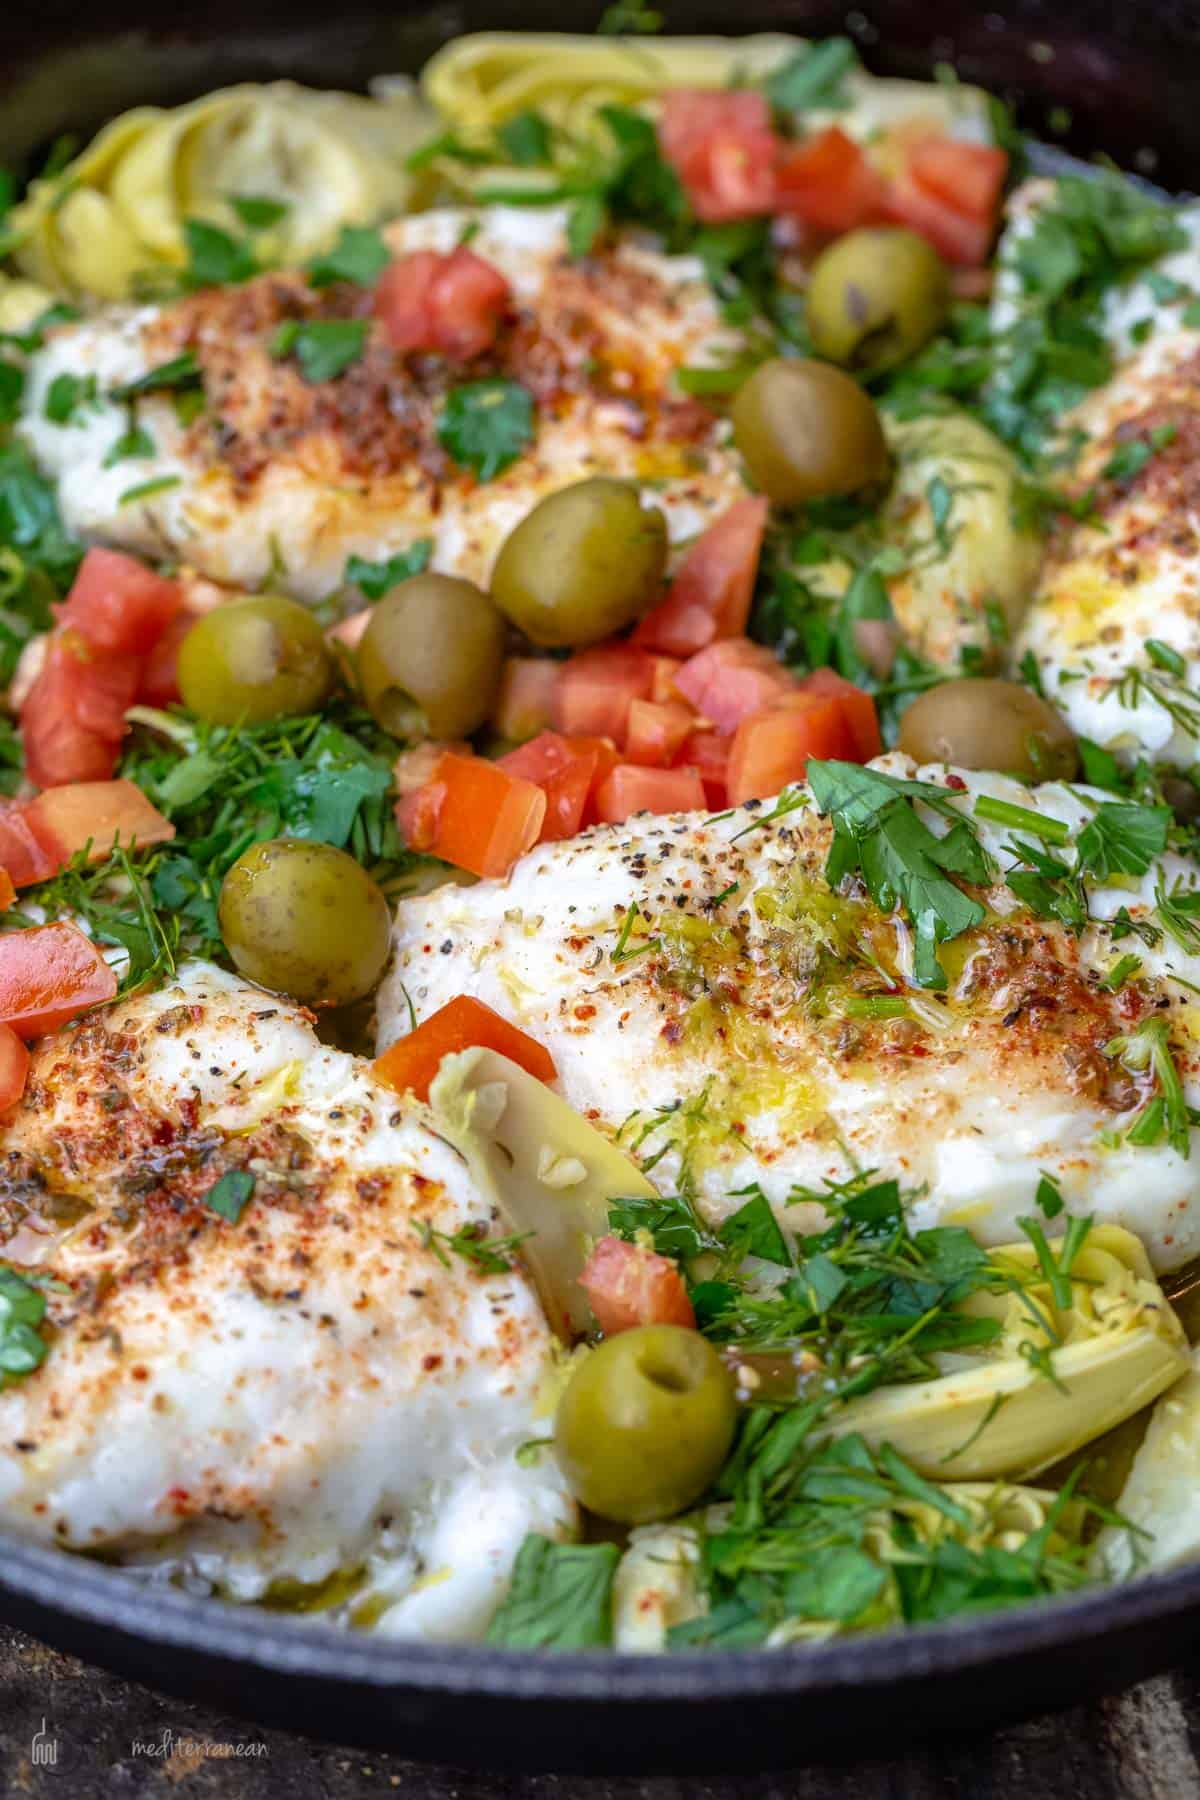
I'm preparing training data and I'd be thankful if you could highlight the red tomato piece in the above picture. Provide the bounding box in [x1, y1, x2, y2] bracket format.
[672, 729, 730, 808]
[553, 643, 655, 742]
[0, 804, 60, 888]
[499, 731, 601, 841]
[0, 920, 117, 1039]
[577, 735, 622, 828]
[374, 994, 556, 1102]
[592, 763, 707, 824]
[58, 548, 183, 656]
[0, 1023, 28, 1113]
[394, 781, 445, 853]
[374, 247, 512, 359]
[908, 139, 1008, 220]
[421, 751, 546, 879]
[648, 655, 684, 703]
[493, 657, 560, 743]
[673, 637, 797, 733]
[886, 167, 993, 266]
[797, 668, 883, 762]
[0, 871, 14, 912]
[624, 698, 695, 768]
[138, 610, 195, 707]
[25, 780, 175, 867]
[578, 1235, 696, 1336]
[775, 126, 890, 233]
[658, 89, 778, 223]
[21, 634, 140, 789]
[635, 496, 769, 658]
[726, 696, 854, 805]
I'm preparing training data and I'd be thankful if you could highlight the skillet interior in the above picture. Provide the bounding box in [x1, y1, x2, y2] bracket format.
[4, 0, 1200, 1769]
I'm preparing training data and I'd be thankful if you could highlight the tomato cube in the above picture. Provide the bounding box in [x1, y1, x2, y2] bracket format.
[593, 764, 707, 824]
[554, 644, 655, 741]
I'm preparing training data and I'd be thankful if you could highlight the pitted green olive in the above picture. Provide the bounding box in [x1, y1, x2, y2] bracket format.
[898, 678, 1079, 780]
[490, 477, 668, 648]
[806, 227, 950, 373]
[732, 359, 890, 506]
[356, 572, 505, 739]
[177, 594, 334, 725]
[218, 838, 391, 1005]
[554, 1325, 737, 1524]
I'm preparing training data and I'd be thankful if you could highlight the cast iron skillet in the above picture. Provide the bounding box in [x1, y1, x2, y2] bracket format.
[5, 0, 1200, 1771]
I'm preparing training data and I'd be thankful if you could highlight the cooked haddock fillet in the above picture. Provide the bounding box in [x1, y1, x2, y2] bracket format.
[996, 178, 1200, 766]
[18, 206, 746, 603]
[379, 756, 1200, 1272]
[0, 961, 574, 1636]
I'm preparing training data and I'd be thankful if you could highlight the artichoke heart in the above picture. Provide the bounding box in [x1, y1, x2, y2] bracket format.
[1093, 1348, 1200, 1581]
[829, 1225, 1189, 1480]
[427, 1046, 657, 1338]
[11, 82, 435, 301]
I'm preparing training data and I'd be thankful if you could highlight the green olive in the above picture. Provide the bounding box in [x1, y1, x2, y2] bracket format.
[218, 838, 392, 1005]
[806, 227, 950, 374]
[490, 478, 668, 648]
[356, 573, 505, 739]
[732, 359, 890, 506]
[554, 1324, 737, 1525]
[177, 594, 334, 725]
[897, 678, 1079, 780]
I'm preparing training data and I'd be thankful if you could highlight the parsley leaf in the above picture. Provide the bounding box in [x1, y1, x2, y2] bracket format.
[344, 539, 432, 600]
[109, 352, 202, 402]
[1106, 1016, 1191, 1157]
[486, 1535, 619, 1649]
[1075, 801, 1170, 881]
[43, 371, 100, 425]
[718, 1188, 792, 1267]
[203, 1169, 255, 1224]
[809, 761, 987, 989]
[271, 319, 369, 383]
[498, 110, 553, 167]
[438, 379, 535, 480]
[183, 218, 257, 288]
[229, 194, 289, 232]
[306, 225, 390, 289]
[765, 37, 858, 111]
[0, 360, 24, 426]
[102, 422, 156, 467]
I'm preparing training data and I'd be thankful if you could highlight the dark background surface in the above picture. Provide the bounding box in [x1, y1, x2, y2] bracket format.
[1, 1618, 1198, 1797]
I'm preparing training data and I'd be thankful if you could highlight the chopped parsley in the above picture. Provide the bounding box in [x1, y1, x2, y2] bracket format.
[306, 226, 390, 289]
[43, 371, 101, 425]
[1075, 801, 1171, 881]
[119, 474, 181, 507]
[203, 1169, 255, 1224]
[109, 352, 203, 402]
[414, 1219, 530, 1275]
[229, 194, 289, 232]
[438, 379, 535, 480]
[183, 218, 257, 289]
[102, 422, 156, 467]
[1105, 1016, 1191, 1157]
[270, 319, 370, 383]
[765, 36, 858, 112]
[1102, 422, 1177, 483]
[486, 1535, 619, 1649]
[0, 1266, 51, 1386]
[497, 110, 553, 168]
[344, 539, 432, 601]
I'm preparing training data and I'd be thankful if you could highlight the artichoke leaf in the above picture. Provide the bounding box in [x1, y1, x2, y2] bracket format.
[1093, 1349, 1200, 1581]
[427, 1046, 657, 1339]
[830, 1224, 1189, 1480]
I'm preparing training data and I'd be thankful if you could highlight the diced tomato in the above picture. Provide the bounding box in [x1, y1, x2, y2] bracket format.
[326, 608, 371, 652]
[554, 643, 655, 742]
[493, 657, 560, 744]
[593, 763, 706, 824]
[726, 696, 853, 805]
[395, 781, 445, 853]
[624, 698, 695, 768]
[775, 126, 890, 234]
[374, 994, 556, 1102]
[674, 637, 797, 733]
[0, 871, 14, 912]
[578, 1235, 695, 1336]
[577, 736, 622, 828]
[658, 89, 778, 223]
[499, 731, 601, 842]
[634, 496, 769, 658]
[797, 668, 883, 762]
[374, 246, 512, 359]
[57, 548, 183, 656]
[21, 633, 140, 789]
[672, 729, 730, 808]
[394, 740, 468, 796]
[0, 921, 118, 1039]
[886, 166, 993, 266]
[648, 655, 684, 703]
[412, 751, 546, 879]
[25, 780, 174, 866]
[138, 610, 195, 707]
[0, 805, 60, 888]
[908, 140, 1008, 221]
[0, 1023, 28, 1113]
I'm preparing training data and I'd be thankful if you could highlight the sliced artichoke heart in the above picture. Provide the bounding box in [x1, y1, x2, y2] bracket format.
[427, 1045, 657, 1338]
[829, 1225, 1189, 1480]
[1093, 1348, 1200, 1581]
